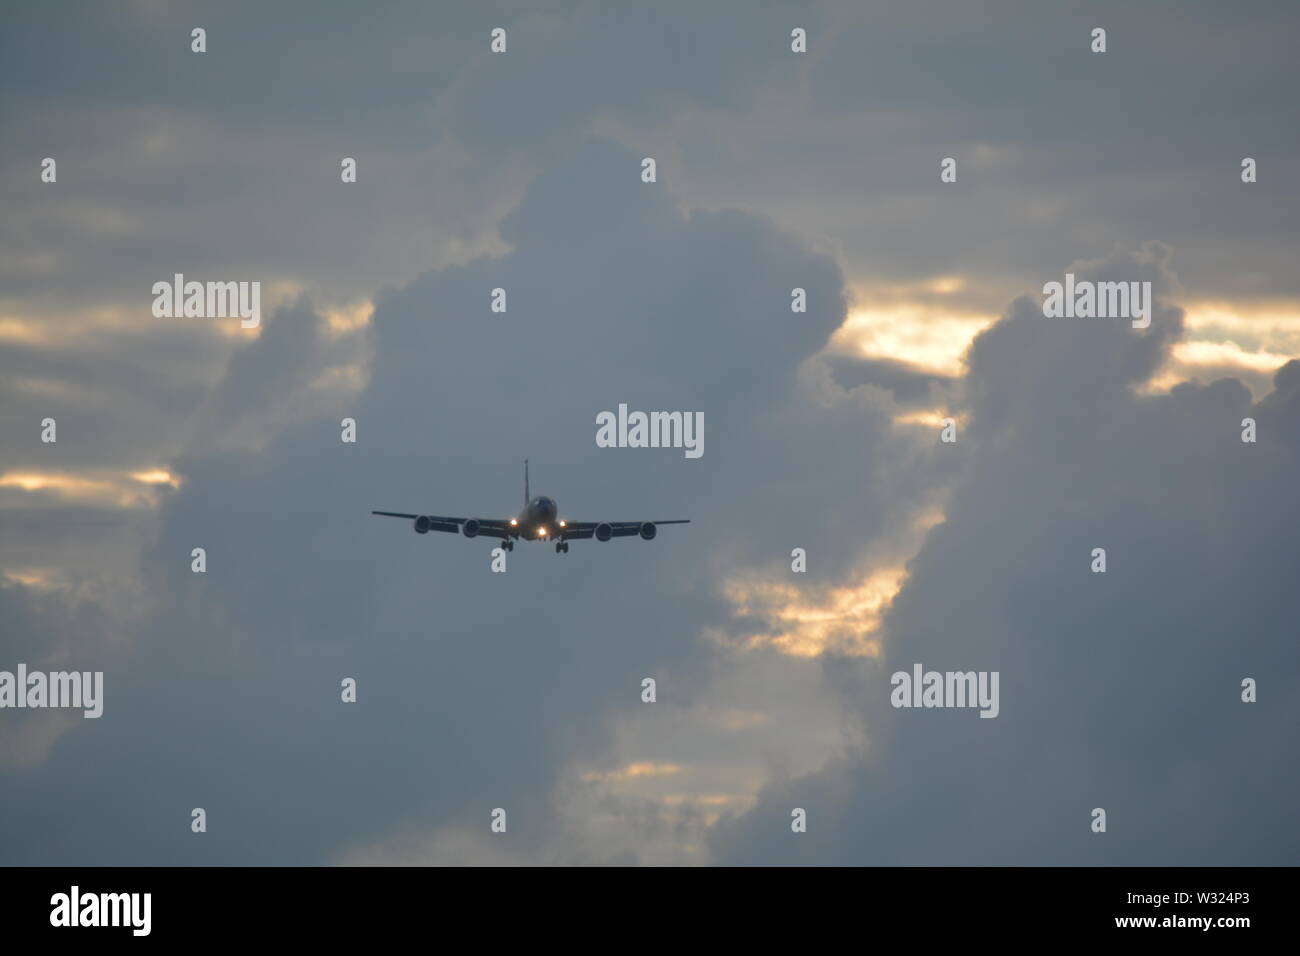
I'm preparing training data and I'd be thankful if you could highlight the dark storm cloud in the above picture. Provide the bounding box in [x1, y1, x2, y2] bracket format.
[821, 355, 955, 406]
[2, 0, 1298, 867]
[0, 137, 922, 863]
[710, 246, 1300, 864]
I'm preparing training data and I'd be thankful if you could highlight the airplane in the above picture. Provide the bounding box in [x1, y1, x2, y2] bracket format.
[371, 460, 690, 553]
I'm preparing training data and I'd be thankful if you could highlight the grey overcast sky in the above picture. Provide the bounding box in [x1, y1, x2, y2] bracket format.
[1, 0, 1297, 865]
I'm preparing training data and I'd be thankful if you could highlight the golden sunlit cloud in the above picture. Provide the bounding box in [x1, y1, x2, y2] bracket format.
[1171, 340, 1293, 372]
[203, 280, 307, 340]
[830, 305, 994, 378]
[713, 507, 946, 658]
[1182, 300, 1300, 337]
[850, 274, 970, 301]
[0, 468, 183, 509]
[656, 793, 757, 827]
[0, 317, 54, 346]
[1, 473, 110, 494]
[323, 300, 375, 336]
[892, 409, 967, 430]
[925, 275, 966, 295]
[579, 762, 684, 784]
[0, 305, 147, 342]
[2, 568, 63, 590]
[826, 272, 998, 379]
[658, 793, 749, 807]
[130, 468, 183, 487]
[1139, 301, 1300, 397]
[832, 290, 1300, 401]
[712, 567, 902, 657]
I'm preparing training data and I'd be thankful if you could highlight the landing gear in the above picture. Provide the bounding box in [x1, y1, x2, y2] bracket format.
[555, 541, 569, 554]
[504, 539, 515, 551]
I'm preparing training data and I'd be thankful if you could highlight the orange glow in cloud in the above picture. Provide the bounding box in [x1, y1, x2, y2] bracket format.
[831, 305, 992, 378]
[892, 409, 966, 430]
[714, 568, 901, 657]
[712, 508, 947, 658]
[579, 762, 684, 784]
[323, 301, 374, 335]
[130, 468, 183, 488]
[832, 285, 1300, 396]
[1, 468, 183, 508]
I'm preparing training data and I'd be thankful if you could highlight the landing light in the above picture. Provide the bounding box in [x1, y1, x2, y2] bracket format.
[510, 519, 517, 526]
[539, 527, 547, 537]
[559, 519, 567, 527]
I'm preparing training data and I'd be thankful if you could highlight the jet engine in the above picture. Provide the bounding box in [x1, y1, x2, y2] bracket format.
[594, 522, 614, 542]
[462, 519, 481, 538]
[414, 515, 432, 534]
[639, 521, 657, 541]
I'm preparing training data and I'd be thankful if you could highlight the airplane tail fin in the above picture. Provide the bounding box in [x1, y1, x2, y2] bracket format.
[524, 459, 530, 507]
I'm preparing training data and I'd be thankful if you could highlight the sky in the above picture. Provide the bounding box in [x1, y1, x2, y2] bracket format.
[1, 0, 1298, 865]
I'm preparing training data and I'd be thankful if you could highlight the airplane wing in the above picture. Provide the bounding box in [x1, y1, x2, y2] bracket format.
[370, 512, 514, 539]
[560, 519, 690, 540]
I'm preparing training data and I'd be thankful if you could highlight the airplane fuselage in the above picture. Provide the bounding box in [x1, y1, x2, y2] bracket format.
[515, 496, 561, 540]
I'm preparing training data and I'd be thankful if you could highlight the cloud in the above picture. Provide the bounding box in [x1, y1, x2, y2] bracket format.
[4, 1, 1300, 867]
[710, 245, 1300, 864]
[0, 137, 906, 864]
